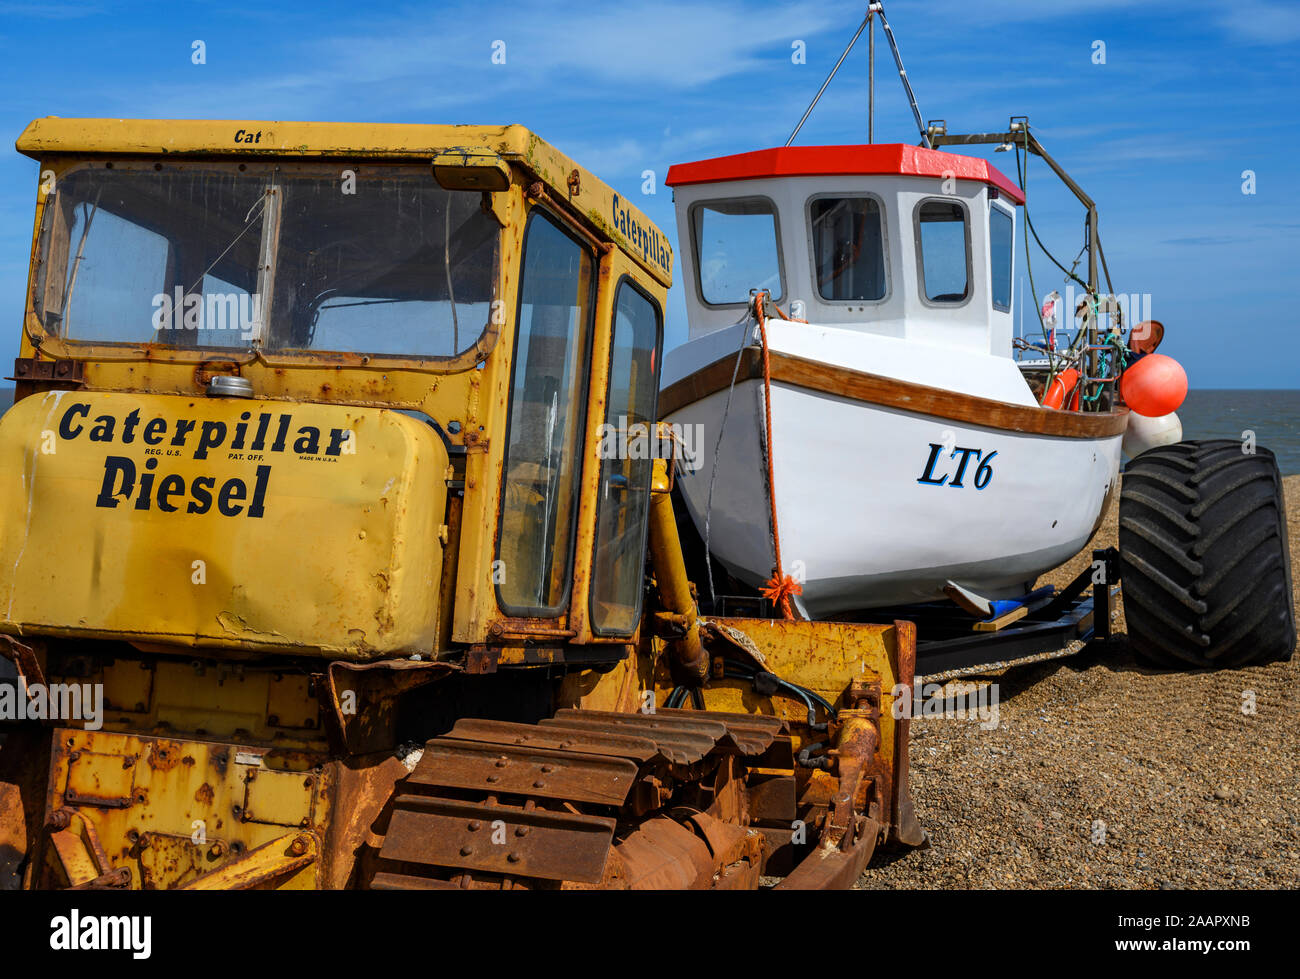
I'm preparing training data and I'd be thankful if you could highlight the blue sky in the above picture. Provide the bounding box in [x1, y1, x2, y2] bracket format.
[0, 0, 1297, 387]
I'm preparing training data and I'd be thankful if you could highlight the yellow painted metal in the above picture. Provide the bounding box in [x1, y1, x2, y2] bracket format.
[47, 813, 104, 886]
[46, 728, 326, 890]
[555, 650, 647, 715]
[654, 617, 906, 760]
[565, 246, 654, 647]
[55, 657, 331, 749]
[182, 831, 319, 890]
[0, 391, 447, 657]
[432, 147, 512, 192]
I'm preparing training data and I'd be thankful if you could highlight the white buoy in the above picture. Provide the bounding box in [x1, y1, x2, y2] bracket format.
[1123, 410, 1182, 458]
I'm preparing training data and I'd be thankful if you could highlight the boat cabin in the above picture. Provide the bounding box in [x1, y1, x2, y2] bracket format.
[664, 144, 1024, 359]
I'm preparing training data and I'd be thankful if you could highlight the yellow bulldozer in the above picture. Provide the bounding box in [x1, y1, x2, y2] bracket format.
[0, 119, 922, 890]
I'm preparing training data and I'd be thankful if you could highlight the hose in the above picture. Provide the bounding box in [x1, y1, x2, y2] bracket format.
[722, 664, 834, 729]
[797, 741, 835, 771]
[668, 661, 834, 731]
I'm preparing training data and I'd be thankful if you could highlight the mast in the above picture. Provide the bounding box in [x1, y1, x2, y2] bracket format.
[868, 4, 875, 143]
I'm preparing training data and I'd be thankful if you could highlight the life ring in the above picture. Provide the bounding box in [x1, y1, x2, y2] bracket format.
[1041, 367, 1081, 410]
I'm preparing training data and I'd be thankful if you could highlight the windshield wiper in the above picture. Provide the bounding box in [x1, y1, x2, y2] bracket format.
[186, 190, 270, 295]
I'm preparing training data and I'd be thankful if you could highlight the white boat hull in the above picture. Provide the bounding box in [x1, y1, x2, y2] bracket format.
[664, 335, 1124, 617]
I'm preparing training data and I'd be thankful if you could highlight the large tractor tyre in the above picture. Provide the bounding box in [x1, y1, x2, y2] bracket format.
[1118, 439, 1295, 669]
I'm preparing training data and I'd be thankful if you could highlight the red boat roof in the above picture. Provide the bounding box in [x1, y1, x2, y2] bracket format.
[664, 143, 1024, 204]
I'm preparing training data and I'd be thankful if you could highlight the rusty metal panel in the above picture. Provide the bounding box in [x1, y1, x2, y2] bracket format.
[545, 708, 730, 763]
[611, 817, 713, 890]
[182, 832, 318, 890]
[369, 871, 463, 890]
[65, 752, 135, 809]
[240, 767, 316, 828]
[745, 773, 797, 825]
[136, 832, 219, 889]
[409, 739, 639, 807]
[654, 707, 784, 755]
[265, 674, 318, 730]
[381, 796, 615, 884]
[539, 716, 713, 765]
[100, 659, 153, 715]
[448, 718, 659, 763]
[43, 729, 329, 890]
[49, 826, 101, 886]
[775, 816, 881, 891]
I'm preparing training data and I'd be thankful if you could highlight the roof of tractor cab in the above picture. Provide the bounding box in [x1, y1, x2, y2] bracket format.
[16, 117, 673, 286]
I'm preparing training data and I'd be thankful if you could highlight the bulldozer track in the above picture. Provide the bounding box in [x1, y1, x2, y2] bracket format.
[370, 707, 792, 890]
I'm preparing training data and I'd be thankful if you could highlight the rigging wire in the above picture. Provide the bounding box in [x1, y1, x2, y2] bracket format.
[1015, 137, 1089, 295]
[785, 11, 872, 146]
[1014, 137, 1052, 371]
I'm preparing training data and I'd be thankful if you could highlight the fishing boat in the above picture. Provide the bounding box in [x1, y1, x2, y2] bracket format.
[658, 11, 1132, 619]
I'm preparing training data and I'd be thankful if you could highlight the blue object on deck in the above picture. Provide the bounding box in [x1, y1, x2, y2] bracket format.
[987, 585, 1057, 619]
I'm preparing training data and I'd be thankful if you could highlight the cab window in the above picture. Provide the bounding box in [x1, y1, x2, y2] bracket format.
[590, 280, 661, 635]
[915, 199, 970, 304]
[989, 203, 1014, 312]
[691, 198, 783, 305]
[809, 196, 887, 302]
[33, 161, 498, 358]
[496, 212, 594, 616]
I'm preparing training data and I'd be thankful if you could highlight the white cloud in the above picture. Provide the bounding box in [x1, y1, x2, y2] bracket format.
[1215, 0, 1300, 44]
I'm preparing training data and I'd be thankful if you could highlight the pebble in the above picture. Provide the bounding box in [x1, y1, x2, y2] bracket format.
[856, 475, 1300, 891]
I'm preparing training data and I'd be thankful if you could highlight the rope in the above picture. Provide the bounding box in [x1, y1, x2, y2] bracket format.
[753, 292, 802, 620]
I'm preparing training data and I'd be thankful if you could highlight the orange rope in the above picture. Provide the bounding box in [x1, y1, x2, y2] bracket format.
[754, 293, 802, 620]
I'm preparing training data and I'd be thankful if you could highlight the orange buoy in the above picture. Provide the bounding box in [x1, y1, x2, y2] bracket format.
[1121, 353, 1187, 417]
[1041, 368, 1081, 410]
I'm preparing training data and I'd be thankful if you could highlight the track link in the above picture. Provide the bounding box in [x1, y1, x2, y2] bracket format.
[369, 707, 790, 890]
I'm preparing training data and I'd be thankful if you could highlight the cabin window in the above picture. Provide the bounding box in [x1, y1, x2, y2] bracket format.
[989, 203, 1014, 312]
[496, 211, 594, 617]
[40, 204, 172, 343]
[590, 279, 662, 636]
[914, 199, 970, 304]
[268, 170, 497, 356]
[32, 161, 499, 358]
[691, 198, 783, 305]
[809, 196, 887, 302]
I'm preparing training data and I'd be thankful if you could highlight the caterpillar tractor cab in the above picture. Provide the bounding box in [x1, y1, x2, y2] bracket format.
[0, 118, 921, 891]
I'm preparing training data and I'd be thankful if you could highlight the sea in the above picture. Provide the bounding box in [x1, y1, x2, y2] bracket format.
[0, 386, 1295, 474]
[1174, 390, 1300, 476]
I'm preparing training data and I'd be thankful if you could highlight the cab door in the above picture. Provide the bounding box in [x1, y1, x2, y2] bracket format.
[494, 210, 596, 621]
[586, 277, 663, 636]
